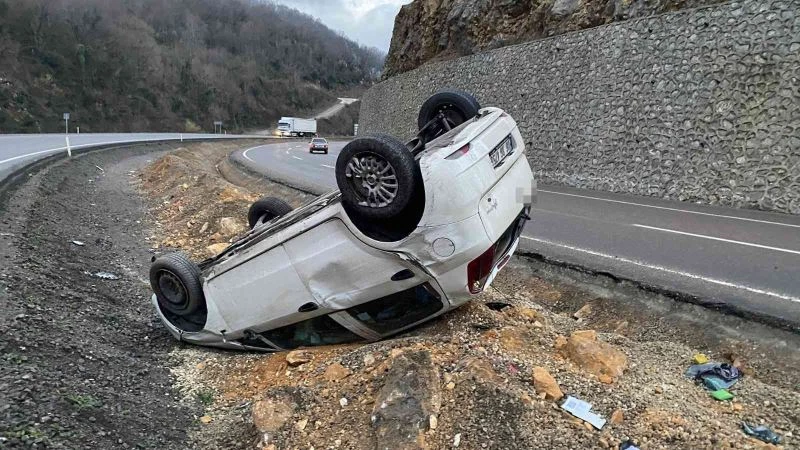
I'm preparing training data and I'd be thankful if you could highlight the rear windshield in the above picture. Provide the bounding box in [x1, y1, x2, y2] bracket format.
[312, 138, 326, 143]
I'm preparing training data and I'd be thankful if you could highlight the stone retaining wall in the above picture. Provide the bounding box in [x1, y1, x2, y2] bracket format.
[360, 0, 800, 214]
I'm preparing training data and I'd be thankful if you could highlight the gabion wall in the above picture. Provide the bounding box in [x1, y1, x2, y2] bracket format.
[361, 1, 800, 214]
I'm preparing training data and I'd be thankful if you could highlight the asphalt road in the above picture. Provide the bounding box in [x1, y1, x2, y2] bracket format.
[233, 141, 800, 329]
[0, 133, 260, 181]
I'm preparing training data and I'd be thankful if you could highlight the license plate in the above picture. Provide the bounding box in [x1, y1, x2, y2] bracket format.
[489, 136, 514, 167]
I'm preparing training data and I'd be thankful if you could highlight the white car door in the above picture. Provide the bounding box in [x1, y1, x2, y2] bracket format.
[203, 244, 314, 335]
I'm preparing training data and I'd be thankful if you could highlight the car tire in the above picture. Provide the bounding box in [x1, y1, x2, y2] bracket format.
[336, 134, 418, 220]
[417, 89, 481, 140]
[150, 252, 205, 316]
[247, 196, 293, 229]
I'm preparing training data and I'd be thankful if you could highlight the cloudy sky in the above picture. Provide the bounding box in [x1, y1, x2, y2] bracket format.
[271, 0, 412, 53]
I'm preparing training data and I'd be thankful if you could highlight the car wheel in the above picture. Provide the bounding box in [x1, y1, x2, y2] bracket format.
[150, 252, 205, 316]
[417, 89, 481, 141]
[248, 196, 293, 228]
[336, 134, 418, 220]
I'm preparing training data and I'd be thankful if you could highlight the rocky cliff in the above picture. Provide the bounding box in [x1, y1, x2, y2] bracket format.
[384, 0, 722, 76]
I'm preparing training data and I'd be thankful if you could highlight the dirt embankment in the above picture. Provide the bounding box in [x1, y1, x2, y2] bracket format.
[139, 143, 800, 450]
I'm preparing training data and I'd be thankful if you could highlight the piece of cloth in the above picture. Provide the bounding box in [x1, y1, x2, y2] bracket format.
[741, 422, 783, 444]
[685, 362, 741, 390]
[710, 389, 734, 401]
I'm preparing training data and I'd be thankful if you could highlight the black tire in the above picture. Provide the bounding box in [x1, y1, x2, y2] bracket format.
[336, 133, 419, 220]
[248, 196, 293, 228]
[417, 89, 481, 140]
[150, 252, 205, 316]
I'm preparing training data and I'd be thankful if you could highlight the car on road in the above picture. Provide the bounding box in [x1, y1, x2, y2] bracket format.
[309, 138, 329, 154]
[149, 90, 535, 351]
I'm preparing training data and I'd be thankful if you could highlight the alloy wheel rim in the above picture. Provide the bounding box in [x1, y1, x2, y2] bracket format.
[345, 152, 398, 208]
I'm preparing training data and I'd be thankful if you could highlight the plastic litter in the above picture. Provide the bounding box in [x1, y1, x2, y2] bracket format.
[85, 271, 120, 280]
[741, 422, 782, 445]
[692, 353, 709, 364]
[560, 396, 606, 430]
[710, 389, 734, 401]
[619, 441, 641, 450]
[72, 240, 86, 246]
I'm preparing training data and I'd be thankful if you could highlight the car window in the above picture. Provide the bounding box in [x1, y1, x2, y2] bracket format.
[313, 138, 326, 143]
[347, 283, 444, 334]
[259, 314, 361, 349]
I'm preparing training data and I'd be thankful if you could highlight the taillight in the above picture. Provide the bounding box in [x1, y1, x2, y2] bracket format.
[467, 244, 495, 294]
[445, 144, 470, 160]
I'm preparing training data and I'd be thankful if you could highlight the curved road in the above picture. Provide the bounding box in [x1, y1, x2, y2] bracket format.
[0, 133, 262, 181]
[233, 142, 800, 330]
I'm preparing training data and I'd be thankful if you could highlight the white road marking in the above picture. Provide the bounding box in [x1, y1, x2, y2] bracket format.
[292, 155, 303, 161]
[521, 236, 800, 303]
[241, 146, 263, 162]
[322, 164, 335, 169]
[1, 138, 183, 165]
[539, 189, 800, 229]
[632, 224, 800, 256]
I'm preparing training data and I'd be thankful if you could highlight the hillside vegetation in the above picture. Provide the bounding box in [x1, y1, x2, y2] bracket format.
[0, 0, 383, 133]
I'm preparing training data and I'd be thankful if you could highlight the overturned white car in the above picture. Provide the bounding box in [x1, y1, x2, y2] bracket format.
[149, 90, 535, 350]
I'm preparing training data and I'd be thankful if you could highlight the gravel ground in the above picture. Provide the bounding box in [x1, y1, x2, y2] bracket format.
[0, 143, 204, 448]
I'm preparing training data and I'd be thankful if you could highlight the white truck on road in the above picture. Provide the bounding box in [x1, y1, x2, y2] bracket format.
[277, 117, 317, 137]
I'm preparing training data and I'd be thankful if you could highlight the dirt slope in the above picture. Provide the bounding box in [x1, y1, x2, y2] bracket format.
[138, 144, 800, 450]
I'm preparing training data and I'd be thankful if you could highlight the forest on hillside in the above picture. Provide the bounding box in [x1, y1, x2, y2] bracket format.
[0, 0, 383, 133]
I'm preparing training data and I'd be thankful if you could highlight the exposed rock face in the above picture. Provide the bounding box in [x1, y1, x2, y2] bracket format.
[371, 350, 441, 450]
[384, 0, 722, 77]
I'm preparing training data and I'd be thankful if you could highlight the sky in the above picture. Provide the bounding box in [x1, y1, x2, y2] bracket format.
[271, 0, 412, 53]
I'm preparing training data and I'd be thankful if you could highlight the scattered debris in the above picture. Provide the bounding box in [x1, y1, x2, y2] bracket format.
[560, 396, 606, 430]
[86, 271, 120, 280]
[741, 422, 783, 445]
[339, 397, 348, 408]
[485, 301, 513, 311]
[453, 433, 462, 448]
[72, 240, 86, 246]
[199, 415, 212, 424]
[692, 353, 709, 364]
[95, 165, 105, 173]
[710, 389, 734, 401]
[618, 440, 641, 450]
[686, 362, 742, 390]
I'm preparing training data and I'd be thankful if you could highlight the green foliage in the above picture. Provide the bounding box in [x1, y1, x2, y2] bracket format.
[196, 389, 215, 406]
[65, 393, 102, 409]
[0, 0, 383, 133]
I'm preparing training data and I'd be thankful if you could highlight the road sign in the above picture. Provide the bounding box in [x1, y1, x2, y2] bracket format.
[63, 113, 70, 134]
[63, 113, 70, 120]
